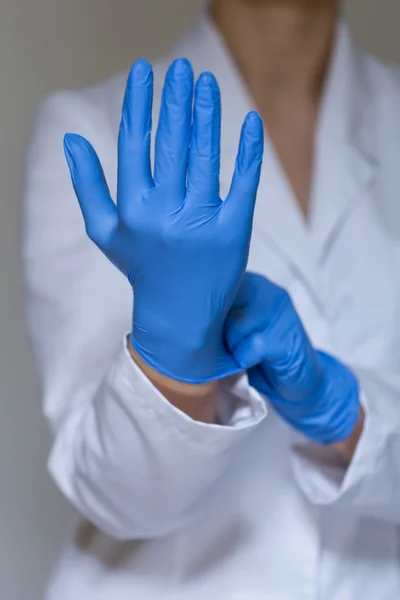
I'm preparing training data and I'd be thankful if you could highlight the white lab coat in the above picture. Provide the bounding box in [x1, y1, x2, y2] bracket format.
[23, 13, 400, 600]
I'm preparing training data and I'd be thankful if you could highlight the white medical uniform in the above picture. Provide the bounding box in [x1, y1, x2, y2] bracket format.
[23, 13, 400, 600]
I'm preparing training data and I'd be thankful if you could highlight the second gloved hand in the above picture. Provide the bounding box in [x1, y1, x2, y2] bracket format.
[63, 59, 264, 383]
[225, 273, 360, 445]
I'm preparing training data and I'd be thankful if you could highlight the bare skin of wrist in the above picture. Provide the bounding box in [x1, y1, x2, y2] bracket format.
[128, 339, 219, 424]
[331, 405, 365, 463]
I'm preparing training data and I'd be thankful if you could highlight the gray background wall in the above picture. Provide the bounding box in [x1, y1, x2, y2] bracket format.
[0, 0, 398, 598]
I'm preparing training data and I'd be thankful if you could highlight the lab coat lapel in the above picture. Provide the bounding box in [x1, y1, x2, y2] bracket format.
[310, 22, 377, 264]
[251, 142, 315, 287]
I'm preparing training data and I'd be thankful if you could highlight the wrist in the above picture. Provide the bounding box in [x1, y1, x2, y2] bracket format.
[130, 325, 241, 384]
[128, 338, 219, 423]
[331, 404, 365, 462]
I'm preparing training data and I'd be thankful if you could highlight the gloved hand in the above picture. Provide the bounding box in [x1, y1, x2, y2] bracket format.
[63, 58, 264, 384]
[225, 272, 360, 445]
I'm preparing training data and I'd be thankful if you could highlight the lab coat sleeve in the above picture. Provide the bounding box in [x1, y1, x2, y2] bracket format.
[22, 89, 267, 541]
[291, 367, 400, 524]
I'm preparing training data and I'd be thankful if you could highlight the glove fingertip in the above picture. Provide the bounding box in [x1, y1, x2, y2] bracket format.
[64, 133, 97, 175]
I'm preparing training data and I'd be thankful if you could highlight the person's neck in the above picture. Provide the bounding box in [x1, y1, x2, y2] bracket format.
[211, 0, 339, 105]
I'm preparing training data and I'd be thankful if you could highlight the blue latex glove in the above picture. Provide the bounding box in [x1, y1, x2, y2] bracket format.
[63, 58, 264, 383]
[225, 272, 360, 445]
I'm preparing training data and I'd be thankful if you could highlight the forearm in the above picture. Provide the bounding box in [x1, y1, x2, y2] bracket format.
[129, 339, 219, 423]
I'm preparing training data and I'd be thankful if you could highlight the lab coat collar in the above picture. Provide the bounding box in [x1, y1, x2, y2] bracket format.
[318, 19, 373, 147]
[173, 14, 377, 298]
[310, 22, 377, 266]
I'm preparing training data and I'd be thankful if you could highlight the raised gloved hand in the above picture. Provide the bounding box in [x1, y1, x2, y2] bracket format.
[63, 58, 264, 384]
[225, 272, 360, 445]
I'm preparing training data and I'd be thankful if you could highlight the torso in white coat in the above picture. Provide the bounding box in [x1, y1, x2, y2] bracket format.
[22, 14, 400, 600]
